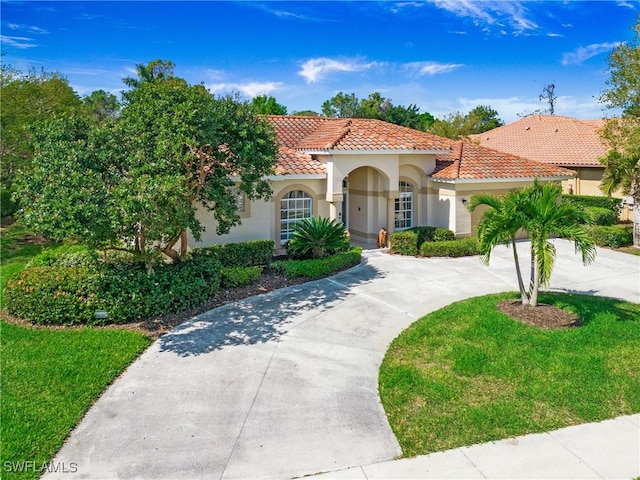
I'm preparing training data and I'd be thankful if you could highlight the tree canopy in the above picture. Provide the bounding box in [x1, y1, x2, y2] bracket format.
[15, 60, 278, 265]
[320, 91, 435, 130]
[598, 16, 640, 247]
[428, 105, 503, 139]
[250, 95, 287, 115]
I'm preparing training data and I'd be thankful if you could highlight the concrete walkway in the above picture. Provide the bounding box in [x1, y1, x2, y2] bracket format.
[47, 240, 640, 479]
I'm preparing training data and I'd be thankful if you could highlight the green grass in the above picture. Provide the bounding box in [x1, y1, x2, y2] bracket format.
[379, 292, 640, 458]
[1, 223, 152, 479]
[1, 322, 151, 479]
[0, 223, 58, 306]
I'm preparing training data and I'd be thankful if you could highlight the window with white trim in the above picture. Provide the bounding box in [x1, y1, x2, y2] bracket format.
[231, 187, 245, 213]
[395, 181, 414, 230]
[280, 190, 313, 241]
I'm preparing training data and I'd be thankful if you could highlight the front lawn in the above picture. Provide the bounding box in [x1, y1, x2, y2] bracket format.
[379, 292, 640, 457]
[1, 322, 151, 479]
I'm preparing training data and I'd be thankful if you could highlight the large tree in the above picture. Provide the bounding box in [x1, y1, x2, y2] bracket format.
[599, 17, 640, 248]
[250, 95, 287, 115]
[321, 91, 360, 118]
[0, 66, 82, 192]
[15, 61, 278, 266]
[428, 105, 503, 139]
[470, 181, 596, 306]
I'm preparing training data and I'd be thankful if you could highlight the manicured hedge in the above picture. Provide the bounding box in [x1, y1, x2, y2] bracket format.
[4, 256, 222, 325]
[586, 225, 633, 248]
[192, 240, 274, 267]
[221, 266, 263, 288]
[419, 237, 481, 258]
[584, 206, 618, 226]
[563, 194, 621, 215]
[390, 227, 456, 256]
[273, 247, 362, 279]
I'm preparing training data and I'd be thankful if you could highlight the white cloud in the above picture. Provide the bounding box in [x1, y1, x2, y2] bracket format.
[0, 35, 38, 49]
[298, 57, 379, 83]
[547, 32, 563, 38]
[426, 0, 538, 34]
[206, 81, 283, 98]
[562, 42, 622, 66]
[404, 61, 464, 76]
[6, 24, 48, 34]
[617, 1, 636, 9]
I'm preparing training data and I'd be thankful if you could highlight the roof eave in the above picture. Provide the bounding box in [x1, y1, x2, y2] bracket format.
[429, 174, 575, 184]
[299, 148, 450, 155]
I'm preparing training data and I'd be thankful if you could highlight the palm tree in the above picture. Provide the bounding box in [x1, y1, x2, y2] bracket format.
[470, 181, 597, 306]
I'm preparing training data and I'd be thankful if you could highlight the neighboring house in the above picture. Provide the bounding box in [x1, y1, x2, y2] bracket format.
[470, 114, 608, 196]
[189, 115, 574, 249]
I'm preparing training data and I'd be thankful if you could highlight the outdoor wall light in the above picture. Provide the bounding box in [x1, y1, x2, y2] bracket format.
[461, 198, 468, 205]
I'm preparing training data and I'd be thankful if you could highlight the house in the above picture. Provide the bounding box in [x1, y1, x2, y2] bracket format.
[470, 114, 608, 196]
[189, 115, 575, 249]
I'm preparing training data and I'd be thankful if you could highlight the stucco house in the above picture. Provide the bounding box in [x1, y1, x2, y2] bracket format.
[189, 115, 574, 249]
[470, 114, 608, 196]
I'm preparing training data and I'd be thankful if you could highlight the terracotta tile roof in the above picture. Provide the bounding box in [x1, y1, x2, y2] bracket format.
[432, 142, 575, 180]
[267, 115, 450, 152]
[275, 146, 325, 176]
[470, 115, 607, 167]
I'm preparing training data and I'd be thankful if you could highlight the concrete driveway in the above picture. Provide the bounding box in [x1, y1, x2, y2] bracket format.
[47, 240, 640, 479]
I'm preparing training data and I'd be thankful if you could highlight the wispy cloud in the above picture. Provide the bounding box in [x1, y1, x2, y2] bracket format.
[562, 42, 622, 65]
[404, 61, 464, 76]
[426, 0, 538, 34]
[547, 32, 563, 38]
[207, 81, 283, 98]
[617, 1, 636, 9]
[298, 57, 379, 83]
[6, 23, 49, 35]
[0, 35, 38, 49]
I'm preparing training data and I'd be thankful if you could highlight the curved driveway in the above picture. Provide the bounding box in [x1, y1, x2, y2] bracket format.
[48, 240, 639, 479]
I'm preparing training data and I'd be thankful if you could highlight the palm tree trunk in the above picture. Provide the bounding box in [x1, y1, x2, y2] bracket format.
[633, 200, 640, 248]
[530, 254, 540, 307]
[510, 237, 529, 304]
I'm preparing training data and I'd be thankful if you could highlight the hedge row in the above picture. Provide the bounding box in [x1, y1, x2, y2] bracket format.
[192, 240, 274, 267]
[563, 194, 621, 215]
[390, 227, 456, 256]
[273, 247, 362, 279]
[584, 206, 618, 226]
[586, 224, 633, 248]
[221, 266, 263, 288]
[419, 237, 481, 258]
[4, 256, 223, 325]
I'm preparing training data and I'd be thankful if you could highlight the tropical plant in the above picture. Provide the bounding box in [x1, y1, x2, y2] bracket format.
[469, 181, 596, 306]
[287, 217, 350, 259]
[599, 17, 640, 247]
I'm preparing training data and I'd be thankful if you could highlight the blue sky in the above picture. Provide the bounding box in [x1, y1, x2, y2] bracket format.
[2, 1, 638, 122]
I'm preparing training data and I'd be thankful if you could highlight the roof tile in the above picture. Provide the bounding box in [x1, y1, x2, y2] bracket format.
[470, 115, 606, 167]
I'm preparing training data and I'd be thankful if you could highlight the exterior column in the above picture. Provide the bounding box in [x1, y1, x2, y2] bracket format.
[387, 195, 396, 239]
[329, 201, 339, 222]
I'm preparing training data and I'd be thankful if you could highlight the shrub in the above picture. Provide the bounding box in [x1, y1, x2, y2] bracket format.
[193, 240, 274, 267]
[4, 256, 223, 325]
[563, 194, 621, 216]
[584, 206, 618, 226]
[419, 237, 481, 258]
[27, 244, 98, 268]
[4, 266, 100, 325]
[274, 247, 362, 279]
[287, 217, 350, 259]
[391, 227, 456, 256]
[221, 266, 263, 288]
[390, 230, 420, 256]
[0, 188, 19, 217]
[587, 225, 633, 248]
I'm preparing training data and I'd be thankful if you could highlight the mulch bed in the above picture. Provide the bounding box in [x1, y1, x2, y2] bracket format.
[1, 269, 308, 340]
[498, 299, 581, 330]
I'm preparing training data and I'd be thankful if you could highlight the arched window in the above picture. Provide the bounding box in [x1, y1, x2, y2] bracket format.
[395, 181, 414, 230]
[280, 190, 313, 241]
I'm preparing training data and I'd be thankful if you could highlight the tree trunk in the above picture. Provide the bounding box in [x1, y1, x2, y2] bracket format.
[530, 254, 540, 307]
[633, 201, 640, 248]
[510, 237, 529, 304]
[180, 230, 188, 258]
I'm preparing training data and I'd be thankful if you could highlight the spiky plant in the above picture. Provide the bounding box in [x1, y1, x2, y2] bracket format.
[287, 217, 350, 259]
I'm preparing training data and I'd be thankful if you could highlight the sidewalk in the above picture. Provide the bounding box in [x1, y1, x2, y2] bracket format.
[310, 414, 640, 479]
